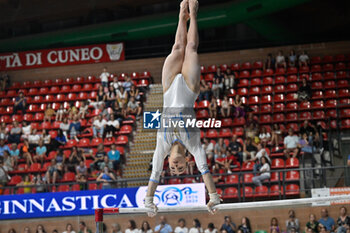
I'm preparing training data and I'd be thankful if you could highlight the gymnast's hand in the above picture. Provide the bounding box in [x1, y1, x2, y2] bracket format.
[144, 196, 158, 217]
[207, 192, 222, 215]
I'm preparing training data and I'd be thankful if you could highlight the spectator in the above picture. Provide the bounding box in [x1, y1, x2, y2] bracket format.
[45, 159, 57, 184]
[214, 138, 227, 156]
[110, 76, 121, 90]
[78, 101, 89, 119]
[44, 103, 55, 122]
[8, 229, 16, 233]
[123, 76, 133, 92]
[319, 226, 327, 233]
[214, 151, 226, 171]
[298, 51, 310, 67]
[69, 115, 81, 141]
[68, 147, 86, 172]
[0, 139, 10, 156]
[112, 223, 123, 233]
[91, 144, 106, 170]
[41, 129, 52, 153]
[33, 139, 46, 164]
[289, 50, 297, 67]
[0, 122, 8, 141]
[319, 209, 335, 233]
[221, 96, 231, 117]
[93, 115, 107, 138]
[298, 133, 313, 154]
[233, 95, 245, 118]
[54, 148, 66, 165]
[283, 128, 299, 158]
[259, 126, 271, 146]
[306, 214, 320, 233]
[297, 78, 312, 101]
[60, 118, 70, 139]
[21, 121, 31, 140]
[56, 104, 66, 122]
[52, 129, 67, 148]
[51, 163, 64, 184]
[140, 221, 153, 233]
[270, 218, 280, 233]
[125, 220, 139, 233]
[90, 85, 107, 109]
[224, 68, 235, 90]
[245, 123, 259, 144]
[78, 221, 92, 233]
[336, 206, 350, 233]
[67, 102, 78, 120]
[242, 138, 257, 162]
[23, 227, 31, 233]
[117, 86, 128, 108]
[198, 80, 210, 101]
[100, 102, 111, 120]
[189, 219, 203, 233]
[16, 174, 31, 194]
[8, 121, 21, 144]
[271, 124, 282, 146]
[264, 53, 275, 70]
[215, 68, 223, 81]
[105, 114, 120, 138]
[275, 50, 287, 69]
[175, 219, 188, 233]
[0, 73, 10, 91]
[252, 156, 270, 187]
[63, 223, 76, 233]
[127, 96, 142, 118]
[108, 144, 121, 170]
[228, 135, 243, 164]
[205, 223, 218, 233]
[28, 128, 40, 149]
[286, 210, 300, 233]
[13, 91, 27, 114]
[202, 138, 214, 157]
[0, 158, 9, 186]
[129, 85, 141, 102]
[9, 143, 19, 168]
[21, 139, 34, 166]
[33, 173, 45, 193]
[155, 216, 173, 233]
[238, 217, 251, 233]
[100, 67, 110, 88]
[221, 216, 236, 233]
[212, 78, 223, 99]
[76, 160, 88, 177]
[208, 96, 218, 118]
[348, 154, 350, 166]
[106, 85, 117, 108]
[246, 112, 258, 127]
[99, 156, 114, 171]
[251, 144, 270, 173]
[299, 120, 316, 139]
[3, 151, 13, 172]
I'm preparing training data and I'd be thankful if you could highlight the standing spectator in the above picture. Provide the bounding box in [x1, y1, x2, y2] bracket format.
[125, 220, 139, 233]
[117, 86, 128, 108]
[112, 223, 123, 233]
[44, 103, 55, 122]
[105, 114, 120, 138]
[60, 118, 70, 139]
[205, 223, 217, 233]
[212, 78, 223, 99]
[271, 124, 282, 146]
[100, 67, 110, 88]
[305, 214, 319, 233]
[336, 206, 350, 233]
[275, 50, 287, 69]
[93, 115, 107, 138]
[208, 96, 218, 118]
[270, 218, 280, 233]
[9, 143, 19, 168]
[228, 135, 243, 164]
[8, 121, 21, 144]
[221, 216, 236, 233]
[78, 101, 89, 119]
[127, 96, 142, 118]
[63, 223, 76, 233]
[283, 128, 299, 158]
[106, 86, 117, 108]
[175, 219, 188, 233]
[220, 96, 231, 117]
[91, 144, 106, 170]
[123, 76, 133, 92]
[140, 221, 153, 233]
[189, 219, 203, 233]
[298, 51, 310, 67]
[289, 50, 297, 67]
[198, 80, 210, 101]
[238, 217, 251, 233]
[13, 91, 27, 114]
[155, 216, 173, 233]
[33, 139, 47, 165]
[78, 221, 92, 233]
[264, 53, 275, 70]
[56, 104, 66, 122]
[0, 122, 8, 141]
[242, 138, 257, 162]
[0, 139, 10, 156]
[108, 144, 121, 171]
[21, 121, 31, 140]
[69, 115, 81, 141]
[224, 68, 235, 90]
[286, 210, 300, 233]
[297, 78, 312, 101]
[233, 95, 245, 118]
[252, 156, 270, 187]
[319, 209, 335, 233]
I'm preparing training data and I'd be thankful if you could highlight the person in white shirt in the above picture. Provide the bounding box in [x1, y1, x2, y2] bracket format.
[259, 126, 271, 146]
[125, 220, 140, 233]
[127, 96, 142, 117]
[112, 223, 123, 233]
[202, 138, 214, 157]
[283, 128, 300, 158]
[189, 219, 203, 233]
[60, 118, 70, 139]
[275, 50, 287, 69]
[250, 143, 270, 175]
[204, 223, 218, 233]
[105, 114, 120, 138]
[28, 128, 40, 147]
[175, 219, 188, 233]
[220, 96, 231, 117]
[62, 223, 76, 233]
[298, 50, 309, 67]
[21, 121, 31, 140]
[252, 156, 270, 186]
[93, 115, 107, 138]
[110, 76, 121, 90]
[100, 67, 110, 88]
[140, 221, 153, 233]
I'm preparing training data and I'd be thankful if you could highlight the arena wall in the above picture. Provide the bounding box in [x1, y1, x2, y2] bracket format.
[6, 40, 350, 85]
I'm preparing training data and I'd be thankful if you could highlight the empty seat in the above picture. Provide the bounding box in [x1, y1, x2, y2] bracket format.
[285, 158, 299, 168]
[255, 186, 269, 198]
[226, 174, 239, 184]
[223, 187, 238, 199]
[286, 184, 300, 196]
[286, 171, 300, 181]
[271, 159, 285, 169]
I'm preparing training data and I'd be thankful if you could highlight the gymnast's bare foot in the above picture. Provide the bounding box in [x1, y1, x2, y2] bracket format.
[189, 0, 198, 17]
[180, 0, 190, 21]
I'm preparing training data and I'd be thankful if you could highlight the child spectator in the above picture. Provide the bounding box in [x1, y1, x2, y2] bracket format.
[298, 51, 310, 67]
[221, 96, 231, 117]
[44, 103, 55, 122]
[56, 104, 66, 122]
[100, 67, 110, 88]
[283, 128, 299, 158]
[297, 78, 312, 101]
[270, 218, 280, 233]
[202, 138, 214, 157]
[224, 68, 235, 90]
[286, 210, 300, 233]
[209, 96, 218, 118]
[298, 133, 313, 154]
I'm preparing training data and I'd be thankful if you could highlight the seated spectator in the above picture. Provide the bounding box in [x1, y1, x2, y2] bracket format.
[297, 78, 312, 101]
[270, 218, 280, 233]
[125, 220, 138, 233]
[189, 219, 203, 233]
[3, 151, 13, 172]
[0, 158, 8, 186]
[271, 124, 282, 146]
[202, 138, 214, 158]
[16, 174, 31, 194]
[215, 68, 223, 81]
[91, 144, 106, 170]
[76, 160, 88, 177]
[140, 221, 153, 233]
[306, 214, 320, 233]
[319, 209, 335, 233]
[129, 85, 141, 102]
[242, 138, 257, 162]
[205, 223, 218, 233]
[286, 210, 300, 233]
[259, 126, 271, 146]
[117, 86, 128, 108]
[67, 102, 78, 120]
[224, 68, 235, 90]
[100, 67, 110, 88]
[299, 120, 317, 140]
[175, 219, 188, 233]
[264, 53, 275, 70]
[275, 50, 287, 69]
[245, 123, 259, 144]
[56, 104, 66, 122]
[97, 166, 117, 189]
[33, 139, 47, 165]
[108, 144, 121, 171]
[209, 96, 218, 118]
[105, 115, 120, 138]
[36, 225, 47, 233]
[9, 143, 19, 168]
[68, 147, 85, 172]
[215, 151, 226, 171]
[8, 121, 21, 144]
[348, 154, 350, 166]
[63, 223, 76, 233]
[78, 101, 89, 119]
[298, 50, 310, 67]
[28, 128, 40, 148]
[69, 115, 81, 141]
[90, 85, 107, 109]
[110, 76, 121, 90]
[220, 216, 236, 233]
[33, 173, 45, 193]
[21, 121, 31, 140]
[127, 96, 142, 118]
[212, 78, 223, 99]
[93, 115, 107, 138]
[41, 129, 52, 153]
[0, 139, 10, 156]
[186, 153, 196, 175]
[336, 206, 350, 233]
[283, 128, 299, 158]
[214, 138, 227, 156]
[52, 129, 67, 148]
[246, 112, 258, 127]
[106, 86, 117, 108]
[54, 148, 65, 165]
[21, 139, 34, 166]
[99, 156, 114, 171]
[238, 217, 251, 233]
[298, 133, 313, 154]
[78, 221, 92, 233]
[198, 80, 211, 101]
[0, 122, 8, 141]
[112, 223, 123, 233]
[13, 91, 27, 114]
[221, 96, 231, 117]
[45, 159, 57, 184]
[233, 95, 245, 118]
[44, 103, 55, 122]
[228, 135, 243, 164]
[113, 100, 126, 122]
[123, 76, 133, 93]
[60, 118, 70, 139]
[252, 156, 270, 187]
[155, 216, 173, 233]
[289, 50, 297, 67]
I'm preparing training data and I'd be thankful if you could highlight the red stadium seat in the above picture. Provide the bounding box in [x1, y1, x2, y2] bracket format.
[263, 69, 274, 76]
[104, 137, 116, 146]
[324, 80, 336, 89]
[56, 94, 66, 102]
[274, 94, 285, 103]
[206, 129, 218, 138]
[116, 135, 129, 145]
[286, 93, 297, 102]
[326, 109, 337, 118]
[299, 66, 309, 74]
[336, 71, 347, 79]
[223, 187, 238, 199]
[299, 112, 312, 121]
[65, 139, 77, 148]
[270, 172, 282, 182]
[260, 115, 272, 124]
[57, 185, 70, 192]
[250, 86, 260, 95]
[287, 75, 298, 83]
[286, 158, 299, 168]
[251, 70, 262, 78]
[261, 95, 272, 104]
[286, 84, 298, 92]
[28, 163, 42, 173]
[273, 114, 285, 123]
[324, 72, 335, 80]
[242, 187, 253, 198]
[91, 138, 103, 147]
[287, 67, 298, 75]
[286, 171, 300, 181]
[241, 162, 254, 171]
[286, 113, 298, 122]
[255, 186, 269, 198]
[34, 113, 44, 121]
[262, 77, 273, 85]
[197, 100, 209, 109]
[252, 61, 263, 69]
[243, 173, 254, 183]
[270, 185, 283, 197]
[238, 78, 249, 87]
[339, 89, 350, 97]
[248, 96, 259, 105]
[219, 128, 232, 138]
[335, 62, 346, 71]
[239, 71, 250, 79]
[241, 62, 251, 70]
[204, 73, 214, 82]
[226, 174, 239, 184]
[311, 73, 323, 81]
[168, 178, 182, 185]
[271, 159, 285, 169]
[337, 80, 349, 88]
[335, 54, 346, 62]
[340, 109, 350, 118]
[196, 109, 209, 119]
[260, 104, 272, 114]
[261, 85, 273, 95]
[323, 63, 334, 71]
[8, 175, 22, 185]
[55, 78, 64, 85]
[325, 90, 337, 99]
[275, 75, 285, 84]
[33, 96, 44, 103]
[313, 111, 326, 120]
[0, 115, 11, 123]
[299, 101, 311, 110]
[274, 84, 285, 93]
[250, 78, 261, 86]
[220, 64, 228, 71]
[62, 172, 76, 182]
[286, 184, 300, 196]
[232, 117, 245, 126]
[311, 65, 321, 73]
[221, 118, 232, 127]
[230, 63, 240, 71]
[207, 65, 217, 73]
[325, 100, 337, 109]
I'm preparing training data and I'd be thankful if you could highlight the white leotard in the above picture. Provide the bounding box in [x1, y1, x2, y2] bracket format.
[150, 74, 209, 182]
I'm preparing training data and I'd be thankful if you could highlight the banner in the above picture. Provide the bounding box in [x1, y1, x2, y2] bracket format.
[0, 42, 124, 71]
[0, 183, 205, 220]
[330, 187, 350, 205]
[312, 187, 350, 206]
